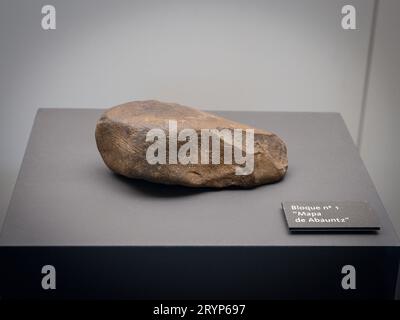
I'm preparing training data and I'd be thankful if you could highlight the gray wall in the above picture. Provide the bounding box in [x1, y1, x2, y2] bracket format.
[360, 0, 400, 235]
[0, 0, 398, 233]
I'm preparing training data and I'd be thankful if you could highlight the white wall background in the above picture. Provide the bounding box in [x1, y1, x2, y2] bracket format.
[0, 0, 398, 233]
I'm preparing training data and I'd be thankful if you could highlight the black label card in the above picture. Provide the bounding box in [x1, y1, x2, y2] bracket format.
[282, 201, 380, 232]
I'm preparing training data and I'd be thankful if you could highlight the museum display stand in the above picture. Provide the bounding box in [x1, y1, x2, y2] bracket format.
[0, 109, 398, 299]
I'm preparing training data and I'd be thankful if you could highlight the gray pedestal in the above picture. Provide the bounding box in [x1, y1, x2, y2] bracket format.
[0, 109, 398, 299]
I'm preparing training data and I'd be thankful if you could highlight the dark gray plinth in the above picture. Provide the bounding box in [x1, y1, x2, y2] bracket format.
[0, 109, 399, 299]
[0, 109, 398, 246]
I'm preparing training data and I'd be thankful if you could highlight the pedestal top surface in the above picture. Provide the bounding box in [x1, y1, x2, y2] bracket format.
[1, 109, 398, 246]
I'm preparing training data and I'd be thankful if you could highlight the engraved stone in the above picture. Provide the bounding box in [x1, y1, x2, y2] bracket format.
[95, 100, 288, 188]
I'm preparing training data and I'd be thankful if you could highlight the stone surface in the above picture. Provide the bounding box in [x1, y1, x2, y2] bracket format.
[95, 100, 288, 188]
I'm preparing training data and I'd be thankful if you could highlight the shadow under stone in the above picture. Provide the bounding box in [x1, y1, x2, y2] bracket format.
[112, 172, 219, 198]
